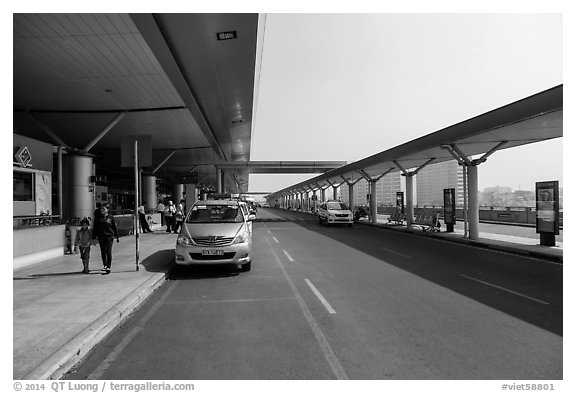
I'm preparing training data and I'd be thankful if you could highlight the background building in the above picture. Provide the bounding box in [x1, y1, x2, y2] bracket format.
[340, 172, 403, 207]
[416, 161, 463, 207]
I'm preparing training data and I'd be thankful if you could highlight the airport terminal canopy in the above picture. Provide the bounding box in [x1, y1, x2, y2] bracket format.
[269, 85, 563, 198]
[13, 13, 262, 193]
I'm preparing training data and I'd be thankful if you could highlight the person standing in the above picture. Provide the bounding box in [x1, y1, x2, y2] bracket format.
[156, 200, 166, 226]
[165, 200, 176, 233]
[74, 218, 93, 273]
[173, 199, 185, 233]
[138, 202, 152, 233]
[92, 204, 119, 274]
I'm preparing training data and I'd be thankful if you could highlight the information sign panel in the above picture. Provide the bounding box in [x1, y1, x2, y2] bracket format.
[443, 189, 456, 225]
[396, 192, 404, 213]
[536, 181, 559, 235]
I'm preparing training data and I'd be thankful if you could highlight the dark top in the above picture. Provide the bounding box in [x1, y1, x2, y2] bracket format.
[92, 213, 119, 240]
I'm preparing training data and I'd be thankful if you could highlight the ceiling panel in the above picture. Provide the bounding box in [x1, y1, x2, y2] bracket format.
[13, 13, 261, 193]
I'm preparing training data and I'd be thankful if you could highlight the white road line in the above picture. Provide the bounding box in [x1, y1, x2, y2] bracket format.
[266, 238, 348, 380]
[304, 279, 337, 314]
[380, 246, 412, 259]
[267, 229, 271, 234]
[87, 281, 180, 379]
[272, 236, 279, 244]
[459, 274, 549, 305]
[282, 249, 295, 262]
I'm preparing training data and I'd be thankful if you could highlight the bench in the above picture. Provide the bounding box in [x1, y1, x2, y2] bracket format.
[414, 214, 441, 232]
[387, 212, 405, 225]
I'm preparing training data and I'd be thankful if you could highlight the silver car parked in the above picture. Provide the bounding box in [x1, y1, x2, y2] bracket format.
[175, 199, 255, 271]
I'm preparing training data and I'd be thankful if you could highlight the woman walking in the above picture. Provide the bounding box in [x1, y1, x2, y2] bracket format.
[92, 204, 119, 274]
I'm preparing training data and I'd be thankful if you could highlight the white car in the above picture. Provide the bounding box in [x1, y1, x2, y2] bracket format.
[317, 201, 353, 226]
[175, 199, 255, 272]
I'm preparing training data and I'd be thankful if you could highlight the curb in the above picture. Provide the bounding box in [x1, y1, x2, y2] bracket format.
[354, 221, 563, 263]
[22, 270, 169, 380]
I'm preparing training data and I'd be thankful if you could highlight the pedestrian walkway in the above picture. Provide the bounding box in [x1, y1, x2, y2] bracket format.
[13, 229, 178, 380]
[362, 213, 563, 262]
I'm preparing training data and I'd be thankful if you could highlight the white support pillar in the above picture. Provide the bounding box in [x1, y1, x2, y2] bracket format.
[142, 175, 157, 211]
[66, 154, 94, 220]
[369, 180, 378, 224]
[312, 190, 317, 212]
[185, 184, 197, 211]
[348, 183, 355, 211]
[467, 165, 480, 240]
[216, 168, 222, 193]
[173, 184, 184, 205]
[405, 174, 415, 226]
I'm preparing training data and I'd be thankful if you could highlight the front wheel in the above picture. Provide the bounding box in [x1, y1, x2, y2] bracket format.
[241, 262, 251, 272]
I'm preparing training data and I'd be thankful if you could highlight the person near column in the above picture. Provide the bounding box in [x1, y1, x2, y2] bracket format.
[138, 202, 152, 233]
[74, 218, 94, 273]
[173, 199, 185, 233]
[165, 200, 175, 233]
[156, 200, 165, 226]
[92, 204, 119, 274]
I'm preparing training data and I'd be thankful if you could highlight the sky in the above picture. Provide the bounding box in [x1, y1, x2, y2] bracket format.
[248, 13, 563, 193]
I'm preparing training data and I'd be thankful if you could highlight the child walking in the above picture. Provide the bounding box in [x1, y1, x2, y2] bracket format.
[74, 218, 93, 274]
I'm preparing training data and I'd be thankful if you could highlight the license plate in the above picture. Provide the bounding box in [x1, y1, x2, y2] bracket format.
[202, 249, 224, 256]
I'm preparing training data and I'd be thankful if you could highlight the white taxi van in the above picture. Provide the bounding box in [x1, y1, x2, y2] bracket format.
[175, 199, 255, 272]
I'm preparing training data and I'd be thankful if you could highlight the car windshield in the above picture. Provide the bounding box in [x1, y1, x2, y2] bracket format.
[186, 204, 243, 223]
[327, 202, 349, 210]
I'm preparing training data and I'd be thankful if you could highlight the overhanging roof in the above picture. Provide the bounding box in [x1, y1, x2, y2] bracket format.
[13, 13, 261, 193]
[268, 85, 563, 197]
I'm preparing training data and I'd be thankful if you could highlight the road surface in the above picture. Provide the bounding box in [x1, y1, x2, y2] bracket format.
[66, 208, 562, 380]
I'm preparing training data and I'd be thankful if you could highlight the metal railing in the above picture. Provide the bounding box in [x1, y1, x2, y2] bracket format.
[13, 215, 62, 229]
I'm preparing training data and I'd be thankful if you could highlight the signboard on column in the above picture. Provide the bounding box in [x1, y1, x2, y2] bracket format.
[443, 188, 456, 232]
[536, 181, 559, 235]
[396, 192, 404, 213]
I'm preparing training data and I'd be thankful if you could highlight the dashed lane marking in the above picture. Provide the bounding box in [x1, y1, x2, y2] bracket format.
[282, 249, 295, 262]
[305, 279, 337, 314]
[460, 274, 549, 305]
[266, 238, 348, 380]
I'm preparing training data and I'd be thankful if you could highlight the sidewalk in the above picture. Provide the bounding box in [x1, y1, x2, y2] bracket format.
[13, 228, 178, 380]
[357, 213, 563, 262]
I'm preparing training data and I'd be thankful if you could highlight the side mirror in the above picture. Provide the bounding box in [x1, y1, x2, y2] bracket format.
[248, 214, 256, 221]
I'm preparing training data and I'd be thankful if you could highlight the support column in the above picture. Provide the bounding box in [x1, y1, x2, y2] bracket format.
[173, 184, 184, 204]
[312, 190, 317, 212]
[142, 175, 157, 211]
[320, 188, 326, 203]
[348, 183, 355, 211]
[185, 184, 197, 211]
[467, 164, 480, 240]
[216, 168, 222, 193]
[58, 146, 63, 218]
[405, 174, 415, 226]
[66, 154, 94, 220]
[369, 180, 378, 224]
[333, 186, 338, 200]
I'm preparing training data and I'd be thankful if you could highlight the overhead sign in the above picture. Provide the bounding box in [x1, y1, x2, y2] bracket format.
[536, 181, 560, 235]
[121, 135, 152, 167]
[216, 31, 237, 40]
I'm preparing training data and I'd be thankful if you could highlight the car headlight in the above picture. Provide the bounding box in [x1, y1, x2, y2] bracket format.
[177, 234, 193, 245]
[232, 229, 249, 244]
